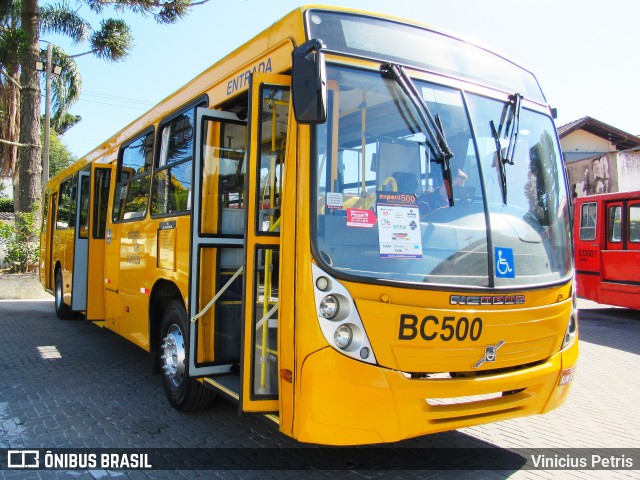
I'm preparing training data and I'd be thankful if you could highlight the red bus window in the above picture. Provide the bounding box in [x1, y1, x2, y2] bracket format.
[579, 202, 597, 240]
[630, 205, 640, 243]
[608, 205, 622, 243]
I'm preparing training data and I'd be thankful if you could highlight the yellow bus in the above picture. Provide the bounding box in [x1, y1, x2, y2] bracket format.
[40, 5, 578, 445]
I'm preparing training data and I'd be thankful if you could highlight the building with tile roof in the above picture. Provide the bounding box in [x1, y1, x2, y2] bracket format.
[558, 116, 640, 198]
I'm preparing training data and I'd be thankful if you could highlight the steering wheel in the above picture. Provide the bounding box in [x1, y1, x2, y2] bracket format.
[363, 176, 398, 210]
[380, 176, 398, 192]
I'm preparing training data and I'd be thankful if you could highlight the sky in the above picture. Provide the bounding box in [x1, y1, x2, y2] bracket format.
[42, 0, 640, 158]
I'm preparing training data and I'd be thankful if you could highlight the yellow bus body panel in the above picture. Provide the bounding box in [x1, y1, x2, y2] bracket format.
[38, 5, 578, 445]
[355, 291, 570, 373]
[295, 340, 577, 445]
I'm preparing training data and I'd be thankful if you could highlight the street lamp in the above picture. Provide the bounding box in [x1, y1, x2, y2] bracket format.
[35, 43, 62, 191]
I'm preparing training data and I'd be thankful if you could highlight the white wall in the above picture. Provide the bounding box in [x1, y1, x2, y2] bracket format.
[561, 130, 615, 154]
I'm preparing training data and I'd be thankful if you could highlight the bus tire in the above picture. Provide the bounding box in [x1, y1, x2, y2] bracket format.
[160, 300, 216, 411]
[54, 268, 74, 320]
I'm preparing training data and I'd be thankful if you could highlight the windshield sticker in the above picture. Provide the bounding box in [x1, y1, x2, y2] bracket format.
[377, 193, 422, 259]
[495, 247, 515, 278]
[346, 208, 377, 228]
[326, 192, 344, 210]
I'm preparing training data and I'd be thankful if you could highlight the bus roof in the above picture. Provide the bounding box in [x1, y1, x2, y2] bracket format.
[48, 5, 545, 185]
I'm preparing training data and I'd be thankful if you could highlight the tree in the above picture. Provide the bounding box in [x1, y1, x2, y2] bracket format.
[41, 124, 76, 177]
[0, 1, 23, 205]
[1, 0, 131, 213]
[2, 0, 210, 219]
[17, 0, 41, 217]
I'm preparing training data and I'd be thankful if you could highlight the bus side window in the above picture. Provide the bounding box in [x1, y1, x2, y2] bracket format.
[579, 202, 597, 241]
[629, 204, 640, 243]
[608, 205, 622, 243]
[152, 103, 203, 216]
[112, 131, 154, 222]
[57, 175, 77, 229]
[42, 191, 49, 233]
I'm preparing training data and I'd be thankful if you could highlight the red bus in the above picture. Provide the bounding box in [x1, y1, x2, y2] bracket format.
[574, 191, 640, 309]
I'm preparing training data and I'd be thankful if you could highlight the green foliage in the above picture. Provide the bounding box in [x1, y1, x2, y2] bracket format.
[49, 46, 83, 118]
[90, 18, 133, 61]
[40, 3, 92, 43]
[85, 0, 199, 25]
[52, 112, 82, 135]
[40, 122, 77, 177]
[49, 130, 77, 177]
[0, 208, 39, 273]
[0, 198, 13, 212]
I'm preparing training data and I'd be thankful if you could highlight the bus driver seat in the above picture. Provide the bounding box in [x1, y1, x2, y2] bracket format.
[391, 171, 420, 194]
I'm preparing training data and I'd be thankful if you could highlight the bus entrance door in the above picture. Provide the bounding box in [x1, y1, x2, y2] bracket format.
[189, 108, 248, 390]
[71, 170, 90, 311]
[241, 74, 291, 414]
[603, 200, 624, 283]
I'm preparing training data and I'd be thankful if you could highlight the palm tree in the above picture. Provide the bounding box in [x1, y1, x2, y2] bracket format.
[1, 0, 133, 212]
[3, 0, 208, 217]
[0, 1, 22, 189]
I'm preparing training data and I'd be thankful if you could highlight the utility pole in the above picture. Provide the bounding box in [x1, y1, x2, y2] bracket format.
[36, 42, 61, 195]
[43, 42, 52, 191]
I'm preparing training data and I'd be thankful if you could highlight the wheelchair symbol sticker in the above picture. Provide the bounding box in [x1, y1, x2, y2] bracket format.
[495, 247, 515, 278]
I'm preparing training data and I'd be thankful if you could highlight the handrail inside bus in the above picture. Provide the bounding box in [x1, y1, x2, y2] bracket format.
[190, 266, 244, 324]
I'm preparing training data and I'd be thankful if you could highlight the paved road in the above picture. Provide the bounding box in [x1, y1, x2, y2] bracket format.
[0, 298, 638, 479]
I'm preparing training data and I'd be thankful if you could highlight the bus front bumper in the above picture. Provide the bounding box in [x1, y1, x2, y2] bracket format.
[295, 340, 578, 445]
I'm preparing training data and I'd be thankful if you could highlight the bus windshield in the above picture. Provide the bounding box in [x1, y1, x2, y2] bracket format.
[306, 10, 545, 103]
[311, 65, 572, 288]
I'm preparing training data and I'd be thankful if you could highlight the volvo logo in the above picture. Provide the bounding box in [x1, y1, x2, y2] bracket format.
[474, 340, 505, 368]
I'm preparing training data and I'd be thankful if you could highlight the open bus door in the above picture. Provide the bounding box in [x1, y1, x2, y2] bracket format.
[189, 74, 291, 416]
[85, 165, 112, 320]
[189, 108, 247, 388]
[71, 169, 90, 311]
[241, 74, 291, 413]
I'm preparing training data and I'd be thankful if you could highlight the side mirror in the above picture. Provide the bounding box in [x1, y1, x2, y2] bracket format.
[292, 39, 327, 124]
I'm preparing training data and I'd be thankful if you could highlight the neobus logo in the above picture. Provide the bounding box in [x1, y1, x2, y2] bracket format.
[450, 295, 525, 306]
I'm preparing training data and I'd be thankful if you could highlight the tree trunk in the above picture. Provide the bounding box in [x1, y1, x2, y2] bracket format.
[0, 73, 20, 179]
[17, 0, 42, 218]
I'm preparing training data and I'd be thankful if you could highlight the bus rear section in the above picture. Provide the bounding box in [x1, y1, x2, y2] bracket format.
[574, 191, 640, 309]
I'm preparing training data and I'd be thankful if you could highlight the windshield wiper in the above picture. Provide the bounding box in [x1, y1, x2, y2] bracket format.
[504, 93, 522, 164]
[381, 63, 454, 205]
[490, 93, 522, 204]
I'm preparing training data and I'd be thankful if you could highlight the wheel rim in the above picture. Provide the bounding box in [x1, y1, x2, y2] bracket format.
[161, 324, 186, 387]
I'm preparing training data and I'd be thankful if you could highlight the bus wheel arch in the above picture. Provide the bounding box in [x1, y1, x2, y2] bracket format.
[54, 263, 74, 319]
[149, 280, 183, 373]
[152, 285, 216, 411]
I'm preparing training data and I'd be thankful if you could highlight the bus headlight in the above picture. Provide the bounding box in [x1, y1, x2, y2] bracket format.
[334, 324, 353, 349]
[562, 278, 579, 350]
[320, 295, 339, 319]
[562, 313, 578, 349]
[312, 264, 377, 365]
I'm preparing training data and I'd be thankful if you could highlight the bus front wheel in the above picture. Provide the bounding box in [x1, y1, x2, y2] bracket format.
[160, 300, 216, 411]
[54, 268, 74, 319]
